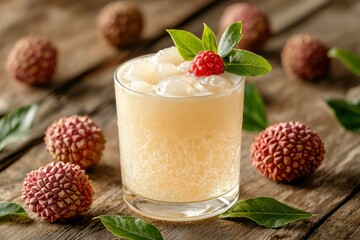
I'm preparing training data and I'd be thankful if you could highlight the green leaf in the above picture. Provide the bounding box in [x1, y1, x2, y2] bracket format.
[0, 202, 28, 218]
[219, 197, 316, 228]
[0, 104, 38, 152]
[224, 49, 272, 76]
[326, 99, 360, 132]
[328, 48, 360, 76]
[202, 23, 217, 53]
[243, 83, 268, 131]
[94, 215, 163, 240]
[218, 21, 242, 58]
[166, 29, 204, 60]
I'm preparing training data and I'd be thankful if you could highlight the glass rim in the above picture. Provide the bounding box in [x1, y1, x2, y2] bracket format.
[114, 53, 245, 100]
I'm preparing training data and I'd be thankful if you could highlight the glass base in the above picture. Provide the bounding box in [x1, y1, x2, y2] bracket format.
[122, 185, 239, 222]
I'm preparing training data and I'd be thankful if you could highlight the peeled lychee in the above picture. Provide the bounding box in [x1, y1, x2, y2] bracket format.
[44, 115, 105, 169]
[6, 35, 57, 86]
[251, 121, 325, 182]
[97, 1, 143, 47]
[281, 34, 330, 81]
[218, 3, 271, 51]
[22, 161, 93, 222]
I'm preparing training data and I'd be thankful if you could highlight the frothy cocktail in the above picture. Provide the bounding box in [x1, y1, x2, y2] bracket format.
[115, 47, 244, 221]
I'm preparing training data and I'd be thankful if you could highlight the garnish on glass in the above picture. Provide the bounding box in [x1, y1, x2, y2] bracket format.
[167, 22, 271, 132]
[167, 22, 272, 77]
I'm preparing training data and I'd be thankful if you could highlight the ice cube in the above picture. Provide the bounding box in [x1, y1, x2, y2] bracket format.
[152, 46, 183, 66]
[156, 76, 196, 97]
[195, 75, 233, 93]
[193, 91, 212, 96]
[177, 61, 191, 73]
[156, 63, 181, 78]
[124, 59, 161, 84]
[128, 80, 154, 94]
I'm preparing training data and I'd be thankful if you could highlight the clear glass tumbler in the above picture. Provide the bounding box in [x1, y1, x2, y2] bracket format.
[114, 55, 245, 221]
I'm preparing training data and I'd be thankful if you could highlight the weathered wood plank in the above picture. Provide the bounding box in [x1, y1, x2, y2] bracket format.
[0, 0, 360, 239]
[269, 0, 331, 35]
[308, 190, 360, 239]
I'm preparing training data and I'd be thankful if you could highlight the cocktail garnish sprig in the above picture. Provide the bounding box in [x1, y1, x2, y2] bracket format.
[167, 22, 272, 77]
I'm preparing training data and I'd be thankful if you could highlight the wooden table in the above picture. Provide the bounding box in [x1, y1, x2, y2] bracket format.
[0, 0, 359, 239]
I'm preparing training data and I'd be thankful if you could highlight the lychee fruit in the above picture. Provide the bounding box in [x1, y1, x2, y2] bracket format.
[97, 1, 143, 48]
[218, 3, 271, 51]
[44, 115, 105, 169]
[251, 121, 325, 182]
[281, 34, 330, 82]
[22, 161, 93, 222]
[6, 35, 57, 86]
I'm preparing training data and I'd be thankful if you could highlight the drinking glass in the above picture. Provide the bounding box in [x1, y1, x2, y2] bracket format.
[114, 54, 244, 221]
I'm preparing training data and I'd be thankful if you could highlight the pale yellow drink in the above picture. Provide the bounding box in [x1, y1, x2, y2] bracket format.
[114, 47, 244, 221]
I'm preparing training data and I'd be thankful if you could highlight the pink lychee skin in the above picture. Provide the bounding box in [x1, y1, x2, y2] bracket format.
[44, 115, 105, 169]
[22, 161, 93, 223]
[97, 1, 143, 47]
[6, 36, 57, 85]
[281, 34, 330, 81]
[251, 121, 325, 182]
[218, 3, 271, 51]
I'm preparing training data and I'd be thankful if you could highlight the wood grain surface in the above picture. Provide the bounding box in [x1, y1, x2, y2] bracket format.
[0, 0, 359, 239]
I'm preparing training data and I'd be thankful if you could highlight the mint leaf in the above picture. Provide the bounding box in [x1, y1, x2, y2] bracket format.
[166, 29, 203, 60]
[94, 215, 163, 240]
[326, 99, 360, 132]
[219, 197, 316, 228]
[202, 23, 217, 53]
[218, 22, 242, 58]
[328, 48, 360, 76]
[0, 202, 28, 218]
[0, 104, 38, 152]
[224, 49, 272, 76]
[243, 83, 268, 131]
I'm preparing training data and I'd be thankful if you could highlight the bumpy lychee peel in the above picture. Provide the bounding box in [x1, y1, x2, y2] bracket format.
[44, 115, 105, 169]
[22, 161, 93, 222]
[281, 34, 330, 81]
[251, 121, 325, 182]
[6, 35, 57, 85]
[218, 3, 271, 51]
[97, 1, 143, 47]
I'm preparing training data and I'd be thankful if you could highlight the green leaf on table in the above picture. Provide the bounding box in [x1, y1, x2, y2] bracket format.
[243, 83, 268, 131]
[0, 104, 38, 152]
[224, 49, 272, 76]
[326, 98, 360, 132]
[219, 197, 316, 228]
[218, 21, 242, 58]
[94, 215, 163, 240]
[202, 23, 217, 53]
[166, 29, 204, 60]
[0, 202, 28, 218]
[328, 48, 360, 76]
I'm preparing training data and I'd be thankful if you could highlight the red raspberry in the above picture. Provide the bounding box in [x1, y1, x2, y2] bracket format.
[189, 51, 225, 77]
